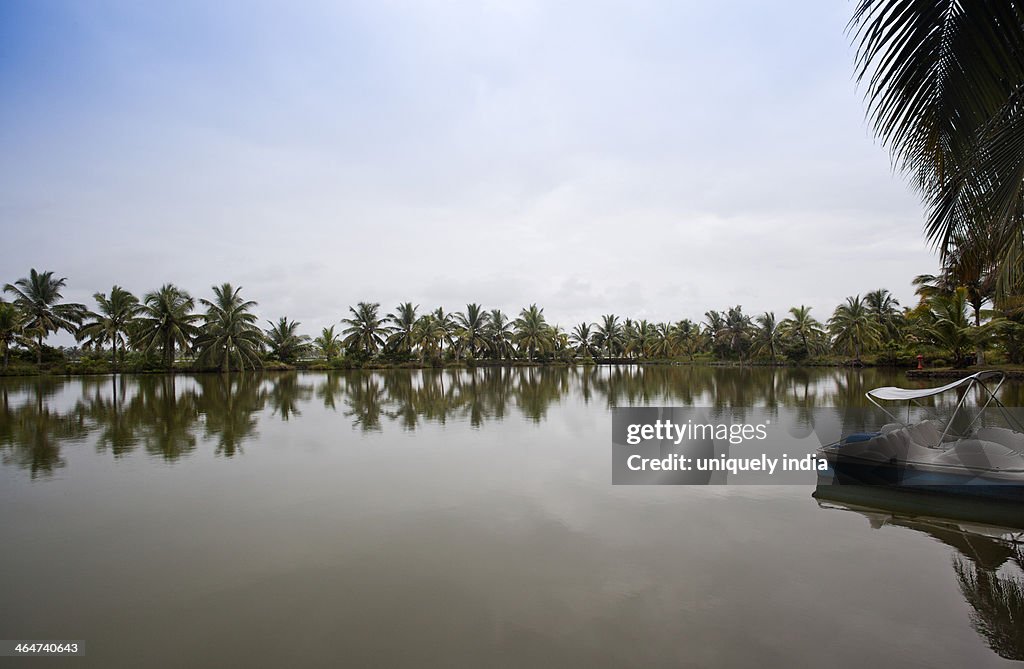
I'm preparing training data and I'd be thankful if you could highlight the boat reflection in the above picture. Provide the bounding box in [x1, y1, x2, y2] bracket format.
[813, 484, 1024, 661]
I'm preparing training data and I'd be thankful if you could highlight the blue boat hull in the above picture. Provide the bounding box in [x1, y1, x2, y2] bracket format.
[819, 460, 1024, 503]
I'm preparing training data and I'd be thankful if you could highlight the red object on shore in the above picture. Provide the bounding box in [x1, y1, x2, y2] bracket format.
[916, 354, 924, 370]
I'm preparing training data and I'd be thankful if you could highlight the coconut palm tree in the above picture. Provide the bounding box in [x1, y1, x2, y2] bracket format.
[669, 319, 702, 360]
[3, 269, 87, 365]
[752, 311, 781, 362]
[265, 317, 311, 364]
[313, 325, 342, 361]
[569, 322, 595, 356]
[0, 302, 28, 371]
[77, 286, 141, 371]
[593, 314, 624, 359]
[649, 322, 676, 359]
[195, 283, 264, 372]
[723, 306, 753, 359]
[455, 303, 489, 359]
[513, 304, 552, 361]
[912, 273, 953, 304]
[431, 308, 458, 360]
[550, 325, 570, 358]
[485, 309, 515, 360]
[625, 319, 657, 358]
[829, 296, 882, 362]
[412, 314, 446, 362]
[341, 302, 388, 355]
[780, 305, 824, 359]
[865, 288, 903, 343]
[921, 287, 977, 367]
[133, 284, 200, 371]
[703, 310, 727, 358]
[385, 303, 418, 354]
[851, 1, 1024, 292]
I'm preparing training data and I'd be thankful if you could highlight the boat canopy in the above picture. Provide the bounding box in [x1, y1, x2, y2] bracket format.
[865, 371, 1017, 439]
[867, 371, 1005, 402]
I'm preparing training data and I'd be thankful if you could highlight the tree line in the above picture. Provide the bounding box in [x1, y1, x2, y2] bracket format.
[2, 267, 1023, 372]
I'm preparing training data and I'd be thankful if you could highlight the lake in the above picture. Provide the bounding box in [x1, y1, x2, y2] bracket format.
[1, 366, 1022, 667]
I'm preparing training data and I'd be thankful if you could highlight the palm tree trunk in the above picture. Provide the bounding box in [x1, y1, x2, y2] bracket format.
[37, 332, 43, 366]
[973, 300, 985, 365]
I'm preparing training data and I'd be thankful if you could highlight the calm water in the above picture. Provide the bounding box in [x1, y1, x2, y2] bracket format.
[1, 366, 1022, 668]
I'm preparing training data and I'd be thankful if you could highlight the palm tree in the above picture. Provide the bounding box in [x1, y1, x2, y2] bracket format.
[723, 306, 753, 359]
[77, 286, 141, 371]
[753, 312, 781, 362]
[865, 288, 902, 343]
[485, 309, 515, 360]
[513, 304, 552, 361]
[0, 302, 28, 371]
[829, 295, 882, 362]
[851, 2, 1024, 293]
[413, 314, 446, 362]
[134, 284, 200, 371]
[569, 322, 595, 356]
[703, 310, 727, 358]
[625, 319, 657, 358]
[385, 303, 418, 354]
[195, 283, 264, 372]
[593, 314, 624, 359]
[912, 273, 953, 304]
[649, 322, 675, 359]
[313, 325, 342, 361]
[342, 302, 387, 355]
[3, 269, 87, 365]
[431, 307, 458, 360]
[780, 305, 824, 359]
[265, 317, 311, 364]
[669, 319, 702, 360]
[455, 303, 489, 359]
[922, 287, 977, 367]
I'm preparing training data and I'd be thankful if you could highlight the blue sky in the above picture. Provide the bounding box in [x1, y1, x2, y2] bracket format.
[1, 0, 935, 337]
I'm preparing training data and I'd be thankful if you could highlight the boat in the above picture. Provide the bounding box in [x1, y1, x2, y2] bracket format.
[817, 371, 1024, 501]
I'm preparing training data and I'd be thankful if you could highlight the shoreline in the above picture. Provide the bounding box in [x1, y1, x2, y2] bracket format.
[0, 358, 930, 378]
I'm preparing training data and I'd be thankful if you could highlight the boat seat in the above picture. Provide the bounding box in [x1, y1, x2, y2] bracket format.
[931, 439, 1024, 472]
[974, 426, 1024, 452]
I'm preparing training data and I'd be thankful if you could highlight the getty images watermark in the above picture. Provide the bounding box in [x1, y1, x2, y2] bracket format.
[611, 407, 863, 485]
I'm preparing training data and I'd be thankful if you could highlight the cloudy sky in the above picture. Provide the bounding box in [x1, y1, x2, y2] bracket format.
[1, 0, 936, 337]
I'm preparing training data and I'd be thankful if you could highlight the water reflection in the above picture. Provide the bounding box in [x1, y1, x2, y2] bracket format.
[815, 485, 1024, 661]
[2, 366, 1021, 478]
[3, 366, 1023, 665]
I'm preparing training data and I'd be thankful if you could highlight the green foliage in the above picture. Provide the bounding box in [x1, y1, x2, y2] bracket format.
[78, 285, 141, 371]
[4, 269, 87, 364]
[851, 1, 1024, 295]
[195, 284, 264, 372]
[341, 302, 388, 355]
[265, 317, 311, 364]
[133, 284, 200, 371]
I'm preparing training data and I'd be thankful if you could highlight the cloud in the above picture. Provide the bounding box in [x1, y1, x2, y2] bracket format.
[0, 0, 937, 342]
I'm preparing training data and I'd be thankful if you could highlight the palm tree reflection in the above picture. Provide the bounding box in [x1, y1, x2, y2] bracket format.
[2, 365, 1022, 476]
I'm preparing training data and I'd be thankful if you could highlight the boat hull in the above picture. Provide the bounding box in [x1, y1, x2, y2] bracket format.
[818, 459, 1024, 503]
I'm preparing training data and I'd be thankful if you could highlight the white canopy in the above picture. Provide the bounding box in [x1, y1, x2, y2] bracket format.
[867, 371, 1004, 402]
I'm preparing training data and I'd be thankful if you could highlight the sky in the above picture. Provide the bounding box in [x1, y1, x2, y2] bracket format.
[0, 0, 937, 339]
